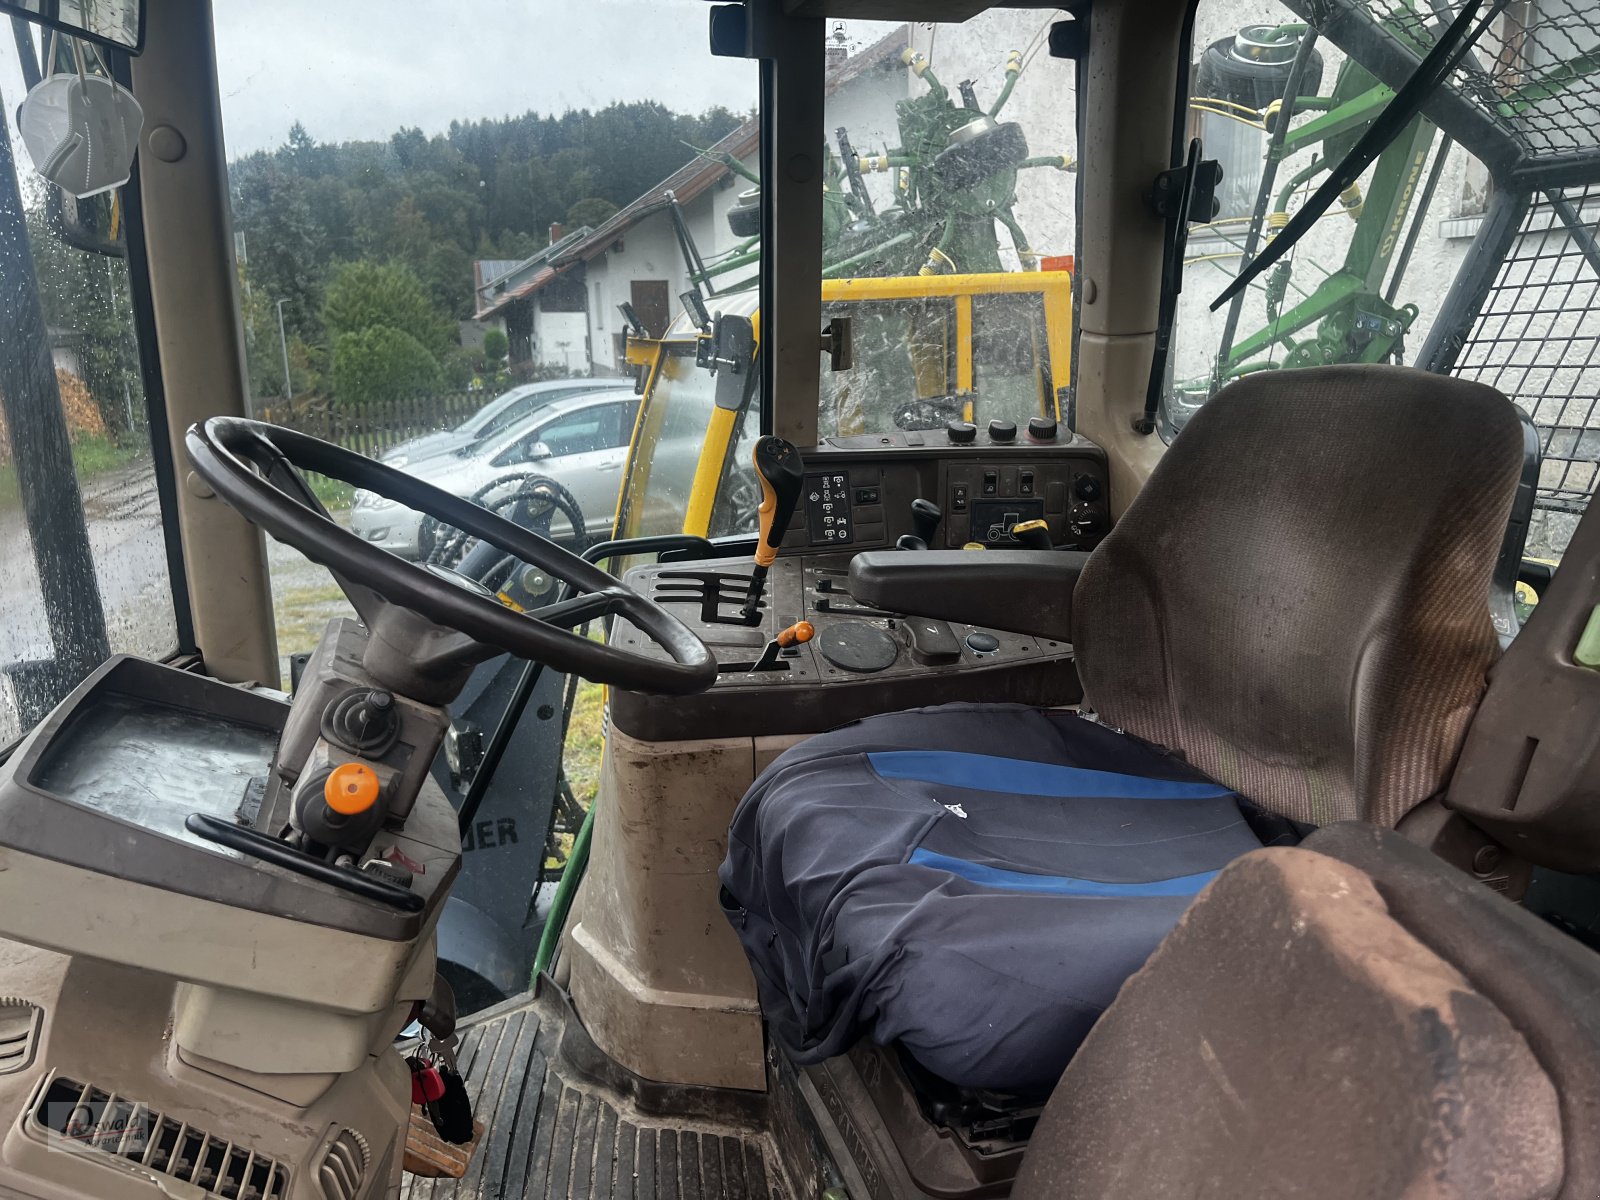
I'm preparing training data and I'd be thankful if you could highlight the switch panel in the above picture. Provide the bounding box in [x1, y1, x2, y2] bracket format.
[805, 472, 854, 546]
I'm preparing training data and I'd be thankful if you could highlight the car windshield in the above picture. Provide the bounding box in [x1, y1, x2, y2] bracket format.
[460, 387, 532, 438]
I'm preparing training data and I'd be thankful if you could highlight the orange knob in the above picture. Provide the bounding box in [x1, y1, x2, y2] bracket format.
[776, 621, 816, 648]
[325, 762, 381, 816]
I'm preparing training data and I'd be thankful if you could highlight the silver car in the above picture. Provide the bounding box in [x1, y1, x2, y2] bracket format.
[380, 377, 627, 468]
[352, 389, 640, 558]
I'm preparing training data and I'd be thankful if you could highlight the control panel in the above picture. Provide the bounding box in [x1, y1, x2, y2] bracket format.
[783, 422, 1109, 552]
[610, 554, 1080, 741]
[611, 423, 1104, 741]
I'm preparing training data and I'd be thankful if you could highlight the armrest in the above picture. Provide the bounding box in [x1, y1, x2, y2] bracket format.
[848, 550, 1087, 641]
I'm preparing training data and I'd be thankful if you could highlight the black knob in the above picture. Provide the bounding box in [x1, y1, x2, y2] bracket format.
[1028, 415, 1058, 441]
[1074, 475, 1102, 502]
[988, 419, 1017, 442]
[947, 420, 977, 444]
[896, 534, 929, 552]
[911, 498, 942, 544]
[965, 631, 1000, 654]
[322, 687, 400, 755]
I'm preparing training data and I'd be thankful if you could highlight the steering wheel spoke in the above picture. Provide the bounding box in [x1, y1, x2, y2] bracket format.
[185, 417, 716, 699]
[537, 588, 628, 629]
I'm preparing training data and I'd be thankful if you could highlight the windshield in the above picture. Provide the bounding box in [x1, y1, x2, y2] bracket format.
[813, 16, 1079, 436]
[0, 25, 180, 744]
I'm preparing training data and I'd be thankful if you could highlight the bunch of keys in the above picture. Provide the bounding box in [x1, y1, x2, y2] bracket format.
[407, 1034, 473, 1144]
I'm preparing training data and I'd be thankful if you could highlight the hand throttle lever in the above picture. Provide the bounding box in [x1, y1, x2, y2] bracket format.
[741, 435, 805, 622]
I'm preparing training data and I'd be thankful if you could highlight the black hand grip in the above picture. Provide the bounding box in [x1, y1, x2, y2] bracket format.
[186, 813, 426, 912]
[752, 436, 805, 567]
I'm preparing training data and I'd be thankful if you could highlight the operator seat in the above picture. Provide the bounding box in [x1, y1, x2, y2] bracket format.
[719, 365, 1529, 1094]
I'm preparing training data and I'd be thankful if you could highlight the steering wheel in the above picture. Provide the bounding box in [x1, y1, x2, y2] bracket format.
[185, 417, 717, 696]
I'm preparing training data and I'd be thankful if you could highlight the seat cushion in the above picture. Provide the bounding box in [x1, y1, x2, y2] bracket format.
[720, 702, 1291, 1093]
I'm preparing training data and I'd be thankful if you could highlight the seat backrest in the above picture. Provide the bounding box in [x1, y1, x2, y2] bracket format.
[1074, 365, 1524, 828]
[1013, 825, 1594, 1200]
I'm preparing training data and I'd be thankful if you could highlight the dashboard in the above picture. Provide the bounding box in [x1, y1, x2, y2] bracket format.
[611, 427, 1103, 741]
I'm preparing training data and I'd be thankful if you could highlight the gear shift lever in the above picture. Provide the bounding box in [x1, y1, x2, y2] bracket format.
[741, 436, 805, 622]
[911, 498, 942, 547]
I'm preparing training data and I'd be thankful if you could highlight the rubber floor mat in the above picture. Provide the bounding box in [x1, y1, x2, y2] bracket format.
[402, 993, 786, 1200]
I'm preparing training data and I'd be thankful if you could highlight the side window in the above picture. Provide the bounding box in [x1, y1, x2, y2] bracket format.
[710, 385, 762, 538]
[1166, 8, 1488, 433]
[608, 400, 641, 449]
[0, 29, 181, 742]
[536, 410, 609, 458]
[1167, 0, 1598, 577]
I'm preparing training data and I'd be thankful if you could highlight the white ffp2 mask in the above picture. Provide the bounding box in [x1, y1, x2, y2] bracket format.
[18, 70, 144, 199]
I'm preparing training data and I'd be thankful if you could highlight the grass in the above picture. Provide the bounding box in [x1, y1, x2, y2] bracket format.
[562, 678, 607, 808]
[306, 473, 355, 510]
[0, 432, 142, 513]
[69, 432, 144, 477]
[272, 581, 354, 661]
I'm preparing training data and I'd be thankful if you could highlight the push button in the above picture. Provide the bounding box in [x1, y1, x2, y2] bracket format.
[965, 631, 1001, 654]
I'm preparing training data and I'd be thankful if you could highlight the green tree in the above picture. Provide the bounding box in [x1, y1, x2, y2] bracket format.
[322, 260, 454, 359]
[330, 326, 442, 407]
[565, 196, 619, 229]
[481, 328, 508, 362]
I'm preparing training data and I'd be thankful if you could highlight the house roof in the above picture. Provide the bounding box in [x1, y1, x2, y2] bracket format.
[472, 23, 910, 312]
[473, 226, 593, 319]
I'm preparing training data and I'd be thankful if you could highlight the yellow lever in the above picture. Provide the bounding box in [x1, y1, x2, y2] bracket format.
[753, 435, 805, 568]
[742, 436, 804, 621]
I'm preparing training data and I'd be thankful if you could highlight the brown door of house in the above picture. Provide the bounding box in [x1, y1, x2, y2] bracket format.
[630, 280, 671, 338]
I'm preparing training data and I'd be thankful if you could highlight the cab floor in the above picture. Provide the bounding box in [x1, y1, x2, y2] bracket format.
[402, 990, 788, 1200]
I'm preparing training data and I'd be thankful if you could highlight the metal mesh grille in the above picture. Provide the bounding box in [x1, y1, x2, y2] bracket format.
[1452, 185, 1600, 554]
[1361, 0, 1600, 161]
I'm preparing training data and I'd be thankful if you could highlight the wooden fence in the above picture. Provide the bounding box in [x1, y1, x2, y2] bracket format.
[256, 391, 487, 458]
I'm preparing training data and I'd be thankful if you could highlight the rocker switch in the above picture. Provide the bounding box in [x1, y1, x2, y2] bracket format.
[903, 618, 963, 665]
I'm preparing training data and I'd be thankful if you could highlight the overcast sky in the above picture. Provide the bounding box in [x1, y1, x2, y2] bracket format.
[212, 0, 761, 158]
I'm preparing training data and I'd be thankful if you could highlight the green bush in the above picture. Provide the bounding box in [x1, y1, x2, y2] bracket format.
[323, 260, 455, 360]
[481, 328, 509, 362]
[330, 325, 443, 407]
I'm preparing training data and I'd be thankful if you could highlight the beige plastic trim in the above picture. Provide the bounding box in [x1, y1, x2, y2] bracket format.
[1072, 0, 1191, 507]
[129, 0, 279, 687]
[566, 727, 805, 1091]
